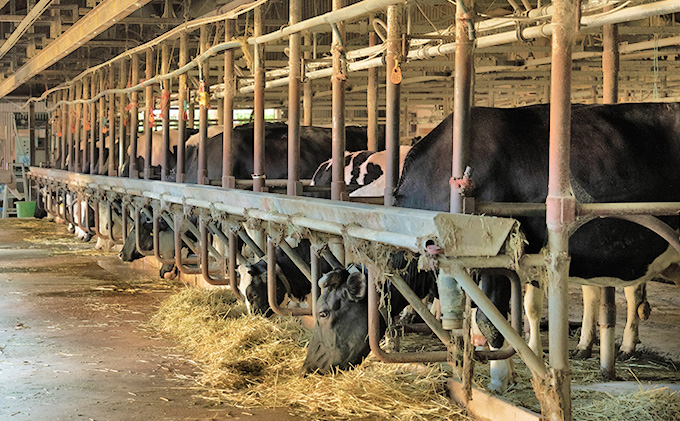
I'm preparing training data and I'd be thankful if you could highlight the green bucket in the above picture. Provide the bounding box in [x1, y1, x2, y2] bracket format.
[16, 201, 36, 218]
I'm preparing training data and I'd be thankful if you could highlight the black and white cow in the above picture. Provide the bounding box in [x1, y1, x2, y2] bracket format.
[237, 239, 334, 316]
[310, 146, 411, 197]
[303, 102, 680, 390]
[119, 122, 380, 279]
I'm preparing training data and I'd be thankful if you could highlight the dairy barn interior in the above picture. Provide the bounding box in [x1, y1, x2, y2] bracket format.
[1, 0, 680, 420]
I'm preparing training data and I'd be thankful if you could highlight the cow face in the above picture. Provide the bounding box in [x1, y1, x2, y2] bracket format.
[119, 225, 149, 261]
[237, 260, 286, 317]
[303, 269, 369, 373]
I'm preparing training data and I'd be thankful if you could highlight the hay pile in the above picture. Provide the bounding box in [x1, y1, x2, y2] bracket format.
[150, 287, 469, 420]
[572, 387, 680, 421]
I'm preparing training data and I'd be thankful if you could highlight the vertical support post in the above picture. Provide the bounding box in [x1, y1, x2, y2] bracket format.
[367, 26, 379, 152]
[161, 43, 170, 182]
[90, 73, 97, 175]
[188, 94, 195, 129]
[177, 30, 188, 183]
[29, 101, 35, 166]
[118, 57, 128, 175]
[73, 81, 81, 172]
[67, 88, 73, 170]
[56, 92, 63, 168]
[81, 77, 89, 173]
[223, 19, 236, 189]
[108, 65, 116, 176]
[600, 8, 618, 381]
[198, 25, 210, 185]
[311, 248, 320, 324]
[542, 0, 578, 419]
[287, 0, 302, 196]
[144, 48, 153, 180]
[330, 0, 346, 202]
[98, 70, 105, 175]
[64, 88, 70, 169]
[253, 7, 266, 192]
[129, 53, 139, 179]
[384, 5, 401, 206]
[302, 33, 313, 127]
[451, 0, 474, 214]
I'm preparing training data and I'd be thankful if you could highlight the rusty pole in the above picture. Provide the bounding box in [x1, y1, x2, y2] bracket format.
[451, 0, 474, 215]
[543, 0, 579, 418]
[29, 101, 35, 166]
[222, 19, 236, 189]
[253, 7, 266, 192]
[61, 89, 68, 169]
[302, 33, 313, 127]
[600, 9, 619, 380]
[287, 0, 302, 196]
[56, 91, 62, 168]
[198, 25, 209, 186]
[367, 28, 379, 152]
[330, 0, 346, 202]
[73, 81, 81, 172]
[81, 77, 88, 173]
[129, 53, 139, 179]
[177, 30, 188, 183]
[161, 43, 170, 182]
[384, 5, 402, 206]
[118, 57, 128, 176]
[89, 73, 97, 175]
[144, 48, 153, 180]
[98, 70, 105, 175]
[107, 65, 115, 176]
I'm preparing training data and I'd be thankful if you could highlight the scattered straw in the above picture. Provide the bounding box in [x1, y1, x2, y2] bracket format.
[572, 387, 680, 421]
[150, 287, 469, 420]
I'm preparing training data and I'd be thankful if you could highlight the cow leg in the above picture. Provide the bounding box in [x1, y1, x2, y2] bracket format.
[620, 283, 646, 359]
[524, 281, 543, 356]
[488, 343, 515, 394]
[574, 285, 599, 359]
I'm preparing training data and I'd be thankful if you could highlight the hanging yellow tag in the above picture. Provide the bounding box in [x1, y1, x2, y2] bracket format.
[390, 66, 402, 85]
[198, 91, 210, 107]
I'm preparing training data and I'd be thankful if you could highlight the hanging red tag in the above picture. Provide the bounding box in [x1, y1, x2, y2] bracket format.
[102, 126, 108, 134]
[70, 125, 76, 134]
[85, 122, 91, 131]
[149, 113, 155, 128]
[390, 66, 403, 85]
[182, 110, 188, 122]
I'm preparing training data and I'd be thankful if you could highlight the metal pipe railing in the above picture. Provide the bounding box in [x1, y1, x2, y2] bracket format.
[199, 218, 230, 286]
[133, 206, 153, 256]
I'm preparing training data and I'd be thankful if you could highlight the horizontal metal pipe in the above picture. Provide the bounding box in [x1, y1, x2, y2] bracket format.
[579, 202, 680, 217]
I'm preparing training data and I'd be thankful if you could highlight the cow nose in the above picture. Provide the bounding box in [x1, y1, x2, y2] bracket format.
[118, 251, 124, 260]
[472, 334, 488, 347]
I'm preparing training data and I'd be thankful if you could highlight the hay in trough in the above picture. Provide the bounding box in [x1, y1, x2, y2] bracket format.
[572, 387, 680, 421]
[150, 287, 470, 420]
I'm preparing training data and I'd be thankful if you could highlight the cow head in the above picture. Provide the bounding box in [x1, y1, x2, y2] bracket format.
[303, 269, 369, 373]
[119, 225, 149, 261]
[237, 259, 286, 317]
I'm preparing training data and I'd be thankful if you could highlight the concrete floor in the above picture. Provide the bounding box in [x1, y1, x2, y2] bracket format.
[0, 218, 297, 421]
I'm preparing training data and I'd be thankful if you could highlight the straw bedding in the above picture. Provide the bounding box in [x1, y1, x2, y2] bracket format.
[149, 287, 469, 420]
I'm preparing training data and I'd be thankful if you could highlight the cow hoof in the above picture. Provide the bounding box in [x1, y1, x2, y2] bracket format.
[637, 301, 651, 320]
[617, 350, 636, 361]
[487, 379, 509, 394]
[571, 348, 592, 359]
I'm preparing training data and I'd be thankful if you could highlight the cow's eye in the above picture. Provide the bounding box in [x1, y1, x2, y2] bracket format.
[318, 310, 329, 319]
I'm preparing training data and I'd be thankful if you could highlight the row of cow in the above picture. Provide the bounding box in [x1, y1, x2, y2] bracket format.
[37, 102, 680, 395]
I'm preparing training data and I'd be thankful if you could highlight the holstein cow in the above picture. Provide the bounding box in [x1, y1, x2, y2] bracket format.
[237, 239, 334, 316]
[303, 102, 680, 392]
[310, 146, 411, 195]
[122, 122, 379, 275]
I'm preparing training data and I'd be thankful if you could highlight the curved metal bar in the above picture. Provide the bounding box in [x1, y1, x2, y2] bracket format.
[311, 251, 320, 324]
[106, 201, 123, 244]
[199, 218, 230, 286]
[93, 200, 109, 239]
[121, 203, 128, 244]
[267, 239, 312, 316]
[207, 222, 246, 300]
[173, 213, 202, 275]
[152, 208, 175, 265]
[609, 215, 680, 255]
[133, 206, 153, 256]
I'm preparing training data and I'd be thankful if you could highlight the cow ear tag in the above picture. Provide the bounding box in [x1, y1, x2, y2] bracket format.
[390, 66, 402, 85]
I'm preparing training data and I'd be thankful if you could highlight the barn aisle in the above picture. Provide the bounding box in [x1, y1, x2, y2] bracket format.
[0, 219, 296, 421]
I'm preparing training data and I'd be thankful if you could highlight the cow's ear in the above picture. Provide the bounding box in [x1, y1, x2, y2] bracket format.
[345, 272, 367, 302]
[250, 259, 267, 275]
